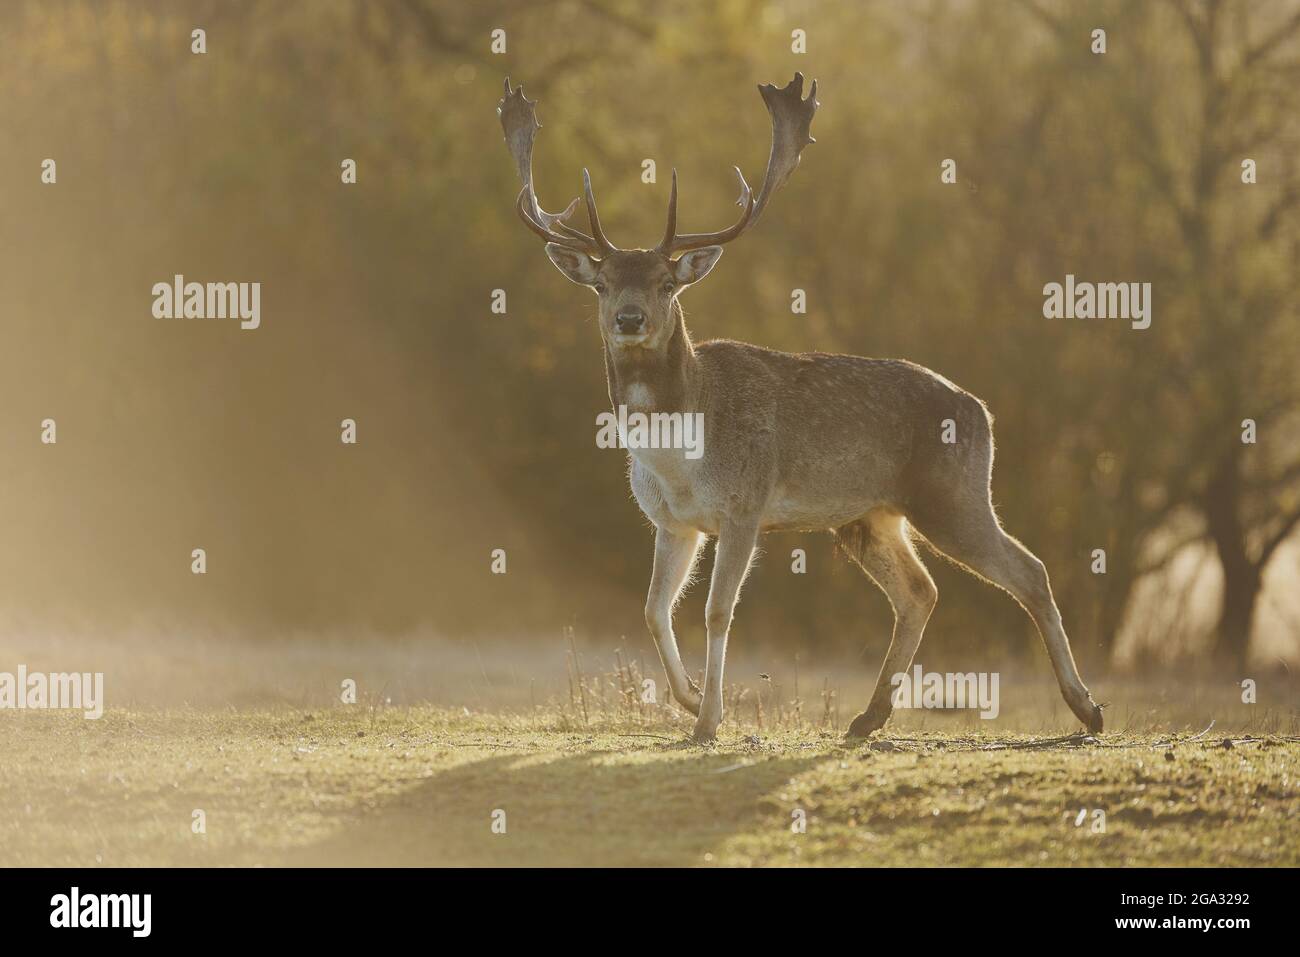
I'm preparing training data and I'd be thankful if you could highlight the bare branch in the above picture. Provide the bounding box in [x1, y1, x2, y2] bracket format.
[1012, 0, 1065, 38]
[575, 0, 656, 41]
[1136, 531, 1211, 577]
[1246, 456, 1300, 494]
[1243, 7, 1300, 69]
[1260, 183, 1300, 239]
[1259, 504, 1300, 566]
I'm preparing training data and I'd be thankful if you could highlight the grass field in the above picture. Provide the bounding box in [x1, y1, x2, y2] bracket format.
[3, 709, 1297, 867]
[3, 693, 1297, 866]
[1, 631, 1297, 867]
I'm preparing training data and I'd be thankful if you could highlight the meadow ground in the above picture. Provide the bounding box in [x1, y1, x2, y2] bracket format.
[0, 631, 1296, 866]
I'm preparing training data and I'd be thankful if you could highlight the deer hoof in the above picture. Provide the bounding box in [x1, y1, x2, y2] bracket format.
[1067, 691, 1104, 735]
[691, 716, 720, 743]
[846, 707, 890, 740]
[1084, 701, 1104, 735]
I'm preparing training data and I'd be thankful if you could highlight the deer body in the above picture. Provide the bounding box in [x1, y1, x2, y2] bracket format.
[618, 316, 974, 535]
[498, 74, 1103, 742]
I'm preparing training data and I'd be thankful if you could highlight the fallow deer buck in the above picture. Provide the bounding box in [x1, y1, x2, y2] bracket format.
[498, 73, 1104, 742]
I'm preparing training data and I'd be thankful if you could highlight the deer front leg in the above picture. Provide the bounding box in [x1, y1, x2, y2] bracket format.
[645, 527, 705, 716]
[695, 519, 760, 743]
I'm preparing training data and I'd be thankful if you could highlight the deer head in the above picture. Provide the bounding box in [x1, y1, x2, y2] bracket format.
[498, 74, 818, 355]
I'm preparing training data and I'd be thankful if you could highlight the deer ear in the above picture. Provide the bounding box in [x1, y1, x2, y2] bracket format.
[544, 244, 600, 286]
[671, 246, 723, 286]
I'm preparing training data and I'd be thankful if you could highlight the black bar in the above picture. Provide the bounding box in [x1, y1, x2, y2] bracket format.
[0, 867, 1282, 943]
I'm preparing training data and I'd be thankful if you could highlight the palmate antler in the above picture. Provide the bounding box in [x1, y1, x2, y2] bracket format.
[498, 78, 610, 256]
[497, 73, 819, 259]
[657, 73, 819, 255]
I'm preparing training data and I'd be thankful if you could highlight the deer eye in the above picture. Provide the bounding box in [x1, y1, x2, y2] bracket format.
[661, 280, 676, 293]
[593, 280, 606, 294]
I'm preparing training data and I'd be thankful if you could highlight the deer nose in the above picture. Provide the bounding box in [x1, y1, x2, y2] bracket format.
[615, 308, 647, 334]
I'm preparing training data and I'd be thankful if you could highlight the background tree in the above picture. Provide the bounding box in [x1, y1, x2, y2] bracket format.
[1, 0, 1296, 671]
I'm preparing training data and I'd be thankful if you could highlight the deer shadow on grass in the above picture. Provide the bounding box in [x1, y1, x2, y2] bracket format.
[278, 747, 827, 867]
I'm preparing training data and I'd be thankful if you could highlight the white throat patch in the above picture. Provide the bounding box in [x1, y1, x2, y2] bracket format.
[625, 382, 655, 410]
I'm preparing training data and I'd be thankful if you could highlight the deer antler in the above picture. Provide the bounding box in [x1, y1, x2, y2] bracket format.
[498, 78, 611, 256]
[500, 74, 818, 258]
[657, 72, 818, 256]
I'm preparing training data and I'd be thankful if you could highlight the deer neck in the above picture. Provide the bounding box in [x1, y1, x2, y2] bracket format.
[604, 302, 700, 415]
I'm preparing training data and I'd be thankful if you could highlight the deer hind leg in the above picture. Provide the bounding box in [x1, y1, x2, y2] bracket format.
[645, 527, 705, 716]
[842, 510, 938, 739]
[912, 497, 1104, 734]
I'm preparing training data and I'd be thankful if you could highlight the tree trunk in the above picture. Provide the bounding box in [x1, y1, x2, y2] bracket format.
[1214, 559, 1260, 668]
[1096, 548, 1135, 663]
[1204, 453, 1261, 668]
